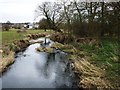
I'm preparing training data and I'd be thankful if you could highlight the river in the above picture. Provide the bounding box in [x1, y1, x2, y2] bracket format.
[2, 38, 78, 88]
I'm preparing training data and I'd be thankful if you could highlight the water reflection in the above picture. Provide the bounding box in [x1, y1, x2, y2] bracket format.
[2, 38, 77, 88]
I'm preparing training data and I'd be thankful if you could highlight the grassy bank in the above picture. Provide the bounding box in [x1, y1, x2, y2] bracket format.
[78, 38, 120, 88]
[0, 51, 15, 73]
[50, 35, 119, 89]
[1, 29, 52, 54]
[0, 29, 52, 73]
[69, 37, 119, 89]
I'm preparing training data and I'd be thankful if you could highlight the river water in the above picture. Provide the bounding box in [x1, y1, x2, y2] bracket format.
[2, 38, 78, 88]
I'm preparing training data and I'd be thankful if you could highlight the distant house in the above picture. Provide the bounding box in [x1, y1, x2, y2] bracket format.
[23, 24, 27, 28]
[27, 23, 33, 29]
[0, 22, 40, 30]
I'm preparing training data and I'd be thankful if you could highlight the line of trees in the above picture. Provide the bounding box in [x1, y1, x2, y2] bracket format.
[36, 0, 120, 38]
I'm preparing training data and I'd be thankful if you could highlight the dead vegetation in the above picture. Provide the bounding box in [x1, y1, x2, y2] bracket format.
[9, 33, 47, 52]
[26, 33, 45, 39]
[51, 42, 64, 49]
[50, 33, 74, 43]
[0, 51, 15, 74]
[11, 39, 30, 52]
[72, 56, 112, 89]
[36, 47, 54, 53]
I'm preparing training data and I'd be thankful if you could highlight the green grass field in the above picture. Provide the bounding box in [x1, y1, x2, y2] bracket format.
[0, 29, 52, 47]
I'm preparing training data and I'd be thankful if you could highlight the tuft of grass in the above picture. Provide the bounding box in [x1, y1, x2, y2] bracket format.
[0, 51, 15, 74]
[36, 47, 54, 53]
[72, 55, 111, 89]
[51, 42, 64, 49]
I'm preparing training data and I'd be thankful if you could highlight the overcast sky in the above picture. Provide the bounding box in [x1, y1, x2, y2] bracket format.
[0, 0, 55, 23]
[0, 0, 119, 23]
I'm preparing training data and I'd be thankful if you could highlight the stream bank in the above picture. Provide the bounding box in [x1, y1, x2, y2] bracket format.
[2, 38, 79, 88]
[1, 32, 113, 89]
[1, 33, 47, 74]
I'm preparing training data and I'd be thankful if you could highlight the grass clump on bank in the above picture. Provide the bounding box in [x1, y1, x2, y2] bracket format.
[36, 47, 54, 53]
[0, 51, 15, 74]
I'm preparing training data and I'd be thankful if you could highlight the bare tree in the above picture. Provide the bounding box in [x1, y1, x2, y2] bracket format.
[35, 2, 64, 32]
[35, 1, 119, 39]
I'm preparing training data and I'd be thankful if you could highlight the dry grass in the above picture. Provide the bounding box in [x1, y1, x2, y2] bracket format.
[51, 41, 111, 88]
[73, 56, 112, 89]
[51, 42, 64, 49]
[36, 47, 54, 53]
[0, 51, 15, 73]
